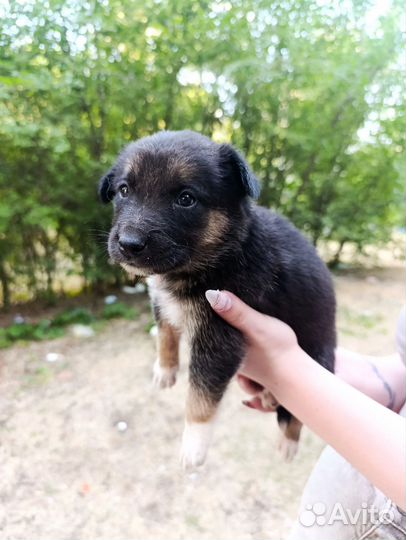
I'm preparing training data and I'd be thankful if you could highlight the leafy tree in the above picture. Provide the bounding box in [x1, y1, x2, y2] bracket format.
[0, 0, 404, 308]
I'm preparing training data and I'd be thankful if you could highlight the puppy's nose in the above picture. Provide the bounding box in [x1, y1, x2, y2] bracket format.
[118, 233, 147, 256]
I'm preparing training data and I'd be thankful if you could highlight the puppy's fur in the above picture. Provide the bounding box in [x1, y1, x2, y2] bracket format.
[99, 130, 336, 469]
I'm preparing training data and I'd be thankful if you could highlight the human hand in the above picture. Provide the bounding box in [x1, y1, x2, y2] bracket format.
[205, 289, 300, 403]
[206, 292, 406, 508]
[205, 290, 406, 413]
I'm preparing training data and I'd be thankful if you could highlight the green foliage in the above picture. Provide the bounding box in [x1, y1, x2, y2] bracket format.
[0, 0, 404, 307]
[52, 307, 95, 327]
[102, 302, 138, 320]
[0, 302, 138, 348]
[0, 321, 65, 348]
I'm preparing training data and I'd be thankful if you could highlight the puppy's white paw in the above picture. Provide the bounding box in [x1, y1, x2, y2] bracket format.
[152, 359, 178, 389]
[259, 390, 278, 411]
[180, 422, 213, 471]
[278, 434, 298, 462]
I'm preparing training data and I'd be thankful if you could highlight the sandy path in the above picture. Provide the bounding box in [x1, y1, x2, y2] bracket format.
[0, 268, 404, 540]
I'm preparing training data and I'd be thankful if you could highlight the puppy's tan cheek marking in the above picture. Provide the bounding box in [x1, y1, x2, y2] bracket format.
[185, 386, 217, 424]
[200, 210, 230, 247]
[158, 322, 180, 370]
[284, 417, 303, 442]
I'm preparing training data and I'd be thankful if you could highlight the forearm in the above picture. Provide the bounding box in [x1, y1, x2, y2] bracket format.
[335, 348, 406, 412]
[268, 348, 406, 509]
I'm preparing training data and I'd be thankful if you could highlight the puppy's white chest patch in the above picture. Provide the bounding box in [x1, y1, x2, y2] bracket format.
[160, 292, 184, 329]
[147, 276, 186, 330]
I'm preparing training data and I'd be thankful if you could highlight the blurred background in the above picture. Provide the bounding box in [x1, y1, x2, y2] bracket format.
[0, 1, 404, 539]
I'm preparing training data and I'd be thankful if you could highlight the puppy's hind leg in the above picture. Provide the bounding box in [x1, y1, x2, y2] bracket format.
[259, 389, 279, 411]
[153, 320, 180, 389]
[277, 407, 302, 462]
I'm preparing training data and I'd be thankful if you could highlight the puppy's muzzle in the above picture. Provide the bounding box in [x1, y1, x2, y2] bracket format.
[118, 232, 147, 257]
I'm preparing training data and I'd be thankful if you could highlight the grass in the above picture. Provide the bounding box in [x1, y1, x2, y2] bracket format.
[337, 306, 384, 336]
[24, 365, 54, 387]
[101, 302, 138, 320]
[0, 302, 139, 349]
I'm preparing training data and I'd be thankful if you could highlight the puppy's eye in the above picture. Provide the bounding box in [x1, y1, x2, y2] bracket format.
[119, 184, 129, 198]
[176, 191, 196, 208]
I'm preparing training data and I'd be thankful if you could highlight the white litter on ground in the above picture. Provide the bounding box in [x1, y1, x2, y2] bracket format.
[122, 283, 146, 294]
[149, 325, 158, 337]
[45, 352, 62, 363]
[116, 421, 128, 432]
[71, 324, 95, 338]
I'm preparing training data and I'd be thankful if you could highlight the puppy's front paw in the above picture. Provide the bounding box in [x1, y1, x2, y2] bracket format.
[180, 422, 213, 471]
[278, 434, 298, 462]
[152, 359, 178, 389]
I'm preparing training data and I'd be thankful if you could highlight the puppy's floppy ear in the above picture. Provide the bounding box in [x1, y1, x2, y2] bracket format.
[98, 168, 116, 203]
[218, 144, 260, 199]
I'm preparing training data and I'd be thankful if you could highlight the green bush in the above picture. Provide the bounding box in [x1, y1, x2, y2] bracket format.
[101, 302, 138, 321]
[0, 328, 12, 348]
[52, 308, 95, 327]
[0, 321, 65, 347]
[0, 302, 139, 348]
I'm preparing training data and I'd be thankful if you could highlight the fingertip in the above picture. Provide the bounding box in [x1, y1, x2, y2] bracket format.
[205, 289, 232, 312]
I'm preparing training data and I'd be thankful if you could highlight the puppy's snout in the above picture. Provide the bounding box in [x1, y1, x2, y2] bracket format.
[118, 233, 147, 256]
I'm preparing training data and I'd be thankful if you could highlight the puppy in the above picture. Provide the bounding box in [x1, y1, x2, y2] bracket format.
[99, 130, 336, 469]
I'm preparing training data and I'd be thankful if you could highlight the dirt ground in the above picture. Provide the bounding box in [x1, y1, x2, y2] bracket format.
[0, 266, 404, 540]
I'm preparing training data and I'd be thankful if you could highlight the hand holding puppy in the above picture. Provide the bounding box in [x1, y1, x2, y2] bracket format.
[206, 289, 406, 509]
[205, 289, 299, 395]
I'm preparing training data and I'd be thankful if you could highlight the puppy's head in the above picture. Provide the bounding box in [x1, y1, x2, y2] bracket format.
[99, 130, 260, 276]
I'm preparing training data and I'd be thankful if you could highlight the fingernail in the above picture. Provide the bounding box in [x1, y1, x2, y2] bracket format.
[205, 290, 232, 311]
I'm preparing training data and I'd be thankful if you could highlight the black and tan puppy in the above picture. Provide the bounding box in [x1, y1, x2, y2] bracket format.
[99, 130, 336, 469]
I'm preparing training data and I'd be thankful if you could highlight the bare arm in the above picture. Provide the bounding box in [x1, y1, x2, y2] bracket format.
[335, 348, 405, 412]
[239, 348, 406, 413]
[205, 289, 406, 509]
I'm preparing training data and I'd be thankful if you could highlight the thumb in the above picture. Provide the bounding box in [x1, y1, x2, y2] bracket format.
[205, 289, 266, 337]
